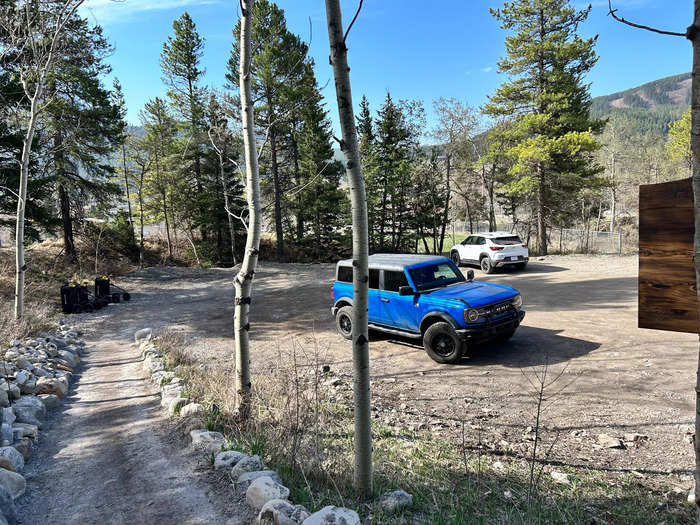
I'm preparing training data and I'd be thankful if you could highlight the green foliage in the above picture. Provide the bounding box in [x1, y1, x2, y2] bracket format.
[667, 107, 692, 174]
[484, 0, 603, 253]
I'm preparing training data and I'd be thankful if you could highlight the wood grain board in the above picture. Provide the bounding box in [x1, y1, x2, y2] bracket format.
[639, 177, 699, 334]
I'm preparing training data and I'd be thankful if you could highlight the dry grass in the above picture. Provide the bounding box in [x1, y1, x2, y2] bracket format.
[153, 330, 694, 524]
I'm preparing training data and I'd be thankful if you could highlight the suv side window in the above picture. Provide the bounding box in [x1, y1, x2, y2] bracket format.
[369, 269, 379, 289]
[476, 237, 486, 245]
[383, 270, 409, 292]
[462, 236, 473, 245]
[337, 266, 352, 282]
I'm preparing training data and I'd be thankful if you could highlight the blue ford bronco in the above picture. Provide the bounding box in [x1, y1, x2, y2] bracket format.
[331, 254, 525, 364]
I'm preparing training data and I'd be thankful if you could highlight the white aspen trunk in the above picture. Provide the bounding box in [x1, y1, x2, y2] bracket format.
[325, 0, 372, 499]
[14, 94, 40, 320]
[234, 0, 262, 417]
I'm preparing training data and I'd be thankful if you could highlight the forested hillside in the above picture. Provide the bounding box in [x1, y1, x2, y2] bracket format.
[591, 73, 691, 136]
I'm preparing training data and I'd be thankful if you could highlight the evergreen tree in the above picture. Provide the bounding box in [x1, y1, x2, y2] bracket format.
[160, 12, 208, 238]
[111, 78, 136, 248]
[227, 0, 309, 261]
[356, 95, 380, 251]
[484, 0, 603, 254]
[667, 107, 692, 175]
[44, 10, 123, 261]
[295, 65, 348, 259]
[140, 97, 177, 259]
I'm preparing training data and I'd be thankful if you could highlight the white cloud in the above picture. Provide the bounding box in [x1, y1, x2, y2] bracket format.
[482, 66, 493, 73]
[81, 0, 223, 24]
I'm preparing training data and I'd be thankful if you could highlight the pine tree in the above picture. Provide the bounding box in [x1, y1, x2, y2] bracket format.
[140, 97, 177, 259]
[295, 65, 347, 259]
[484, 0, 603, 254]
[160, 12, 208, 238]
[44, 10, 124, 261]
[227, 0, 309, 261]
[356, 95, 380, 250]
[112, 78, 136, 248]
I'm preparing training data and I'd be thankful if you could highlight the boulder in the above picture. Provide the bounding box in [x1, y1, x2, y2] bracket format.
[12, 424, 37, 440]
[12, 396, 45, 428]
[13, 373, 28, 387]
[257, 499, 309, 525]
[597, 434, 625, 449]
[134, 328, 152, 344]
[38, 394, 61, 409]
[379, 490, 413, 514]
[6, 387, 18, 402]
[238, 470, 282, 487]
[0, 449, 22, 473]
[58, 351, 78, 369]
[35, 377, 68, 398]
[0, 485, 16, 525]
[231, 455, 263, 480]
[1, 410, 14, 427]
[0, 469, 25, 499]
[151, 371, 175, 386]
[302, 506, 360, 525]
[143, 356, 165, 374]
[214, 450, 244, 471]
[190, 430, 224, 454]
[168, 397, 189, 415]
[0, 458, 14, 473]
[0, 425, 11, 447]
[245, 476, 290, 511]
[180, 403, 204, 418]
[11, 439, 31, 461]
[0, 390, 9, 409]
[18, 379, 36, 395]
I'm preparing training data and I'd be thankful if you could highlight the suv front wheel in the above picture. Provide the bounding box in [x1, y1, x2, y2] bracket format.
[423, 322, 464, 364]
[451, 251, 461, 266]
[335, 306, 353, 340]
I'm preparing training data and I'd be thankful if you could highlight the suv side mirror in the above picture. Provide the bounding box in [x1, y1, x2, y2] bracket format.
[399, 286, 414, 296]
[467, 270, 474, 281]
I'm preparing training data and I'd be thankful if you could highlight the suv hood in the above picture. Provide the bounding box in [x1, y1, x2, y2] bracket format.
[425, 281, 518, 308]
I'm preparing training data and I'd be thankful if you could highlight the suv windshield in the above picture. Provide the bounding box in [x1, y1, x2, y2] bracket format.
[409, 262, 465, 291]
[493, 236, 522, 245]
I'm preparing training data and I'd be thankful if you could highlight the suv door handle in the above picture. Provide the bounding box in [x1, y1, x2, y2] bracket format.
[381, 298, 390, 303]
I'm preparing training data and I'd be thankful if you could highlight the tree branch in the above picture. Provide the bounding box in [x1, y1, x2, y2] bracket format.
[343, 0, 363, 45]
[608, 0, 685, 37]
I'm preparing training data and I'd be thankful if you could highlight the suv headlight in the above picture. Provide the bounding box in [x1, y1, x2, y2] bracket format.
[464, 308, 480, 323]
[512, 294, 523, 309]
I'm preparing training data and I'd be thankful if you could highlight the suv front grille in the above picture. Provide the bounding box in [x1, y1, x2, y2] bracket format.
[478, 300, 513, 317]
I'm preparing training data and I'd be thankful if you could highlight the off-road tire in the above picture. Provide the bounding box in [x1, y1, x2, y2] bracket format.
[451, 251, 461, 266]
[423, 322, 463, 364]
[335, 306, 353, 340]
[480, 256, 495, 274]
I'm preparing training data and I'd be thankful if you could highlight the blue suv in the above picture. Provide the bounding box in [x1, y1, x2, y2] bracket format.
[331, 254, 525, 363]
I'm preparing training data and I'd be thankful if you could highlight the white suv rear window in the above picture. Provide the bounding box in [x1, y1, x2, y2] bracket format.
[493, 236, 522, 245]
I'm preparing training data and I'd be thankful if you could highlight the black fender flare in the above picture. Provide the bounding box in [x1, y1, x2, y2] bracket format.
[332, 297, 353, 316]
[419, 312, 461, 334]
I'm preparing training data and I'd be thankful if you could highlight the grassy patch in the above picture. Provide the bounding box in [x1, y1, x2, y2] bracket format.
[155, 332, 692, 524]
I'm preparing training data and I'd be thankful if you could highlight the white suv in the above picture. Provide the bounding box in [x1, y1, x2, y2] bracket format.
[450, 232, 529, 274]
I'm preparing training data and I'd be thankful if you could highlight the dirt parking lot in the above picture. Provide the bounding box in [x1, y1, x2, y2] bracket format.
[85, 254, 697, 492]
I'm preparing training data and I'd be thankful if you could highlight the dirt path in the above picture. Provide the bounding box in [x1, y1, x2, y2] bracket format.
[15, 268, 253, 525]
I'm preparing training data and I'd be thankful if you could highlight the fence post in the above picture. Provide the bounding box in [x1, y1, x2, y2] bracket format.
[618, 230, 622, 255]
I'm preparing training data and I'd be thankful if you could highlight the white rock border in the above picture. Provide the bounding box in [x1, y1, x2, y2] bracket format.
[0, 319, 88, 525]
[138, 329, 413, 524]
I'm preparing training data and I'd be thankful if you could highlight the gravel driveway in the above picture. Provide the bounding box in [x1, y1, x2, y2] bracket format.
[15, 254, 697, 521]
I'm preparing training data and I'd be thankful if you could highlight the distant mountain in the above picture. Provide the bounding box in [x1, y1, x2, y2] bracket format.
[591, 73, 690, 136]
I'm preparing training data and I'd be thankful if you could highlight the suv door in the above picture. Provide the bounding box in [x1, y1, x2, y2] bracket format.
[379, 270, 419, 332]
[366, 269, 383, 324]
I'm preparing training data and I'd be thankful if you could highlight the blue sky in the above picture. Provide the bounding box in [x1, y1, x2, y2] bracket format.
[80, 0, 692, 133]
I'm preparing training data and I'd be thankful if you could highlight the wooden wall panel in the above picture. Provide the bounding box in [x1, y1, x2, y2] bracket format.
[638, 178, 698, 334]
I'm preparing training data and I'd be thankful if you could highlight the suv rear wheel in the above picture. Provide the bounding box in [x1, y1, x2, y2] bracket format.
[423, 322, 463, 364]
[480, 256, 494, 274]
[335, 305, 353, 340]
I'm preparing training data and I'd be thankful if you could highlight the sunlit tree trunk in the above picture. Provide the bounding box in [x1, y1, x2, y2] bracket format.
[325, 0, 372, 499]
[234, 0, 262, 418]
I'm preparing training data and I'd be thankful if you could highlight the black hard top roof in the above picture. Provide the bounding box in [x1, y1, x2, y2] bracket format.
[336, 253, 449, 272]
